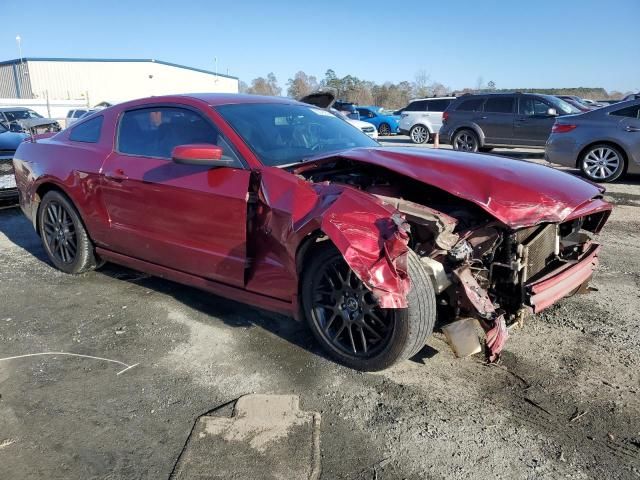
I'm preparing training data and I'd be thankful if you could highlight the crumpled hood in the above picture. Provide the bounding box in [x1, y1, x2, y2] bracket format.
[301, 147, 609, 228]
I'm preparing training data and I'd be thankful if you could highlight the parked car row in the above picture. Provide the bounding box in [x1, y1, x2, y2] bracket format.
[382, 91, 635, 183]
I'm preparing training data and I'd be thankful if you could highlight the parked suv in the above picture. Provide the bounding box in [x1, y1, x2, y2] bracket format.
[439, 93, 581, 152]
[398, 97, 455, 144]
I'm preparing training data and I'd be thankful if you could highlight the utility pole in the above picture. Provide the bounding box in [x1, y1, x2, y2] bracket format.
[15, 35, 23, 98]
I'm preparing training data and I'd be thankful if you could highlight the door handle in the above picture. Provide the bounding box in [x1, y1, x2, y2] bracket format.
[625, 125, 640, 132]
[105, 168, 128, 182]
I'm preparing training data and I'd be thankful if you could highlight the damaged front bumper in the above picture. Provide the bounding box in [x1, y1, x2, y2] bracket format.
[526, 243, 600, 313]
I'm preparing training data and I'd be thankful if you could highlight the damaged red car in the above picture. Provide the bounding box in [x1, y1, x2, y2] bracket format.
[13, 94, 611, 370]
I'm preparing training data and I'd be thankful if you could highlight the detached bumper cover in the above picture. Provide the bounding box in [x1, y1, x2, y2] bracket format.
[527, 243, 600, 313]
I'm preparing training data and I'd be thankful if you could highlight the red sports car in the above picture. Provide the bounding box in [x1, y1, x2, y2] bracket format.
[13, 94, 611, 370]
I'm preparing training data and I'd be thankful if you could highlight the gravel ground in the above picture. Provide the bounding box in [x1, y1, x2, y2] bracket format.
[0, 139, 639, 479]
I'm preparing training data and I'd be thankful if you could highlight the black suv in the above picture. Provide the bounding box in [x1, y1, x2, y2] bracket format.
[439, 93, 581, 151]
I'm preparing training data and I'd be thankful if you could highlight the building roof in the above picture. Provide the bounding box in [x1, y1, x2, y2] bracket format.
[0, 57, 238, 80]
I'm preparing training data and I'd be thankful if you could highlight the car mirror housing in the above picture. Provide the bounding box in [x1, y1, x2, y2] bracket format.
[547, 108, 558, 117]
[171, 144, 232, 167]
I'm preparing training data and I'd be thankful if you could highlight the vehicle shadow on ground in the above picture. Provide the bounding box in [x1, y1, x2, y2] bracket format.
[96, 262, 327, 360]
[0, 206, 49, 262]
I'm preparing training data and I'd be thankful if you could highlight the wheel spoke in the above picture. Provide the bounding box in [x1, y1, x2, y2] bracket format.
[347, 326, 357, 354]
[361, 321, 383, 340]
[358, 325, 368, 353]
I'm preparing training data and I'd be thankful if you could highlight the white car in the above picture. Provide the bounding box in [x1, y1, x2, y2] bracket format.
[332, 109, 378, 139]
[300, 91, 378, 139]
[398, 97, 455, 144]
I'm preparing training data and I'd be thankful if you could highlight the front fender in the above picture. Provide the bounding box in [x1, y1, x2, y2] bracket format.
[318, 188, 411, 308]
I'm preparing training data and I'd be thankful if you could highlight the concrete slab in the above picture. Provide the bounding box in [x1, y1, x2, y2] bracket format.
[171, 394, 321, 480]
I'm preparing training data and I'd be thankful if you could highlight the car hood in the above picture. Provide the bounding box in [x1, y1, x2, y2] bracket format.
[298, 147, 608, 228]
[0, 130, 28, 150]
[299, 91, 335, 109]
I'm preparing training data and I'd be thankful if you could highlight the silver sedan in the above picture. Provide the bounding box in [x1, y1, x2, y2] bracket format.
[545, 99, 640, 182]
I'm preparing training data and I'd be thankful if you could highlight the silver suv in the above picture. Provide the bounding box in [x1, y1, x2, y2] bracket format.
[398, 97, 455, 144]
[439, 93, 580, 152]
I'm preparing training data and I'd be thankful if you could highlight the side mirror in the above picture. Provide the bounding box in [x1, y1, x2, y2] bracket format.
[171, 144, 232, 167]
[547, 108, 558, 117]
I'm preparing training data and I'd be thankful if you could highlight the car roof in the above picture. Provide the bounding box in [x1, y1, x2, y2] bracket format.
[0, 107, 32, 112]
[108, 93, 303, 111]
[410, 97, 456, 101]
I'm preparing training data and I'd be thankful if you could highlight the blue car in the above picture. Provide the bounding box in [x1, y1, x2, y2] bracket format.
[356, 106, 401, 136]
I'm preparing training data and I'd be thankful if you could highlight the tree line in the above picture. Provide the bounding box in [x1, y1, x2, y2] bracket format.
[239, 70, 633, 109]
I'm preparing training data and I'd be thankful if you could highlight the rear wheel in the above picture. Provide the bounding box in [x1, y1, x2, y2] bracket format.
[579, 144, 625, 183]
[410, 125, 430, 144]
[452, 129, 479, 152]
[302, 243, 436, 371]
[378, 123, 391, 136]
[38, 191, 100, 274]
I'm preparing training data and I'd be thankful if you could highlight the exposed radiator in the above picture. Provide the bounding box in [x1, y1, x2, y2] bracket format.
[521, 224, 558, 282]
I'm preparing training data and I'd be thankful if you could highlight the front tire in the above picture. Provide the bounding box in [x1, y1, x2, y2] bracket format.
[38, 190, 100, 274]
[452, 129, 479, 152]
[301, 243, 436, 371]
[579, 144, 625, 183]
[410, 125, 430, 144]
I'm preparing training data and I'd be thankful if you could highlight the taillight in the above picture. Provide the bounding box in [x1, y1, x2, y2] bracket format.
[443, 111, 449, 123]
[552, 124, 577, 133]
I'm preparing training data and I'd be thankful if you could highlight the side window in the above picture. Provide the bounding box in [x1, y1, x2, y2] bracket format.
[406, 101, 427, 112]
[456, 98, 484, 112]
[520, 97, 551, 116]
[358, 109, 374, 118]
[426, 99, 450, 112]
[484, 96, 515, 114]
[74, 110, 87, 118]
[117, 106, 242, 166]
[610, 105, 640, 119]
[69, 116, 104, 143]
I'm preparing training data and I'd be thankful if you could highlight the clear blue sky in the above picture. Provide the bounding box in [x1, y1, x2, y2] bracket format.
[2, 0, 639, 93]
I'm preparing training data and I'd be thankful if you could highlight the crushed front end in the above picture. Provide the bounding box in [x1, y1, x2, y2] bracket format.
[293, 157, 611, 361]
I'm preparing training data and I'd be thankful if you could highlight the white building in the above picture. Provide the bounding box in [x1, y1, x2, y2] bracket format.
[0, 57, 239, 104]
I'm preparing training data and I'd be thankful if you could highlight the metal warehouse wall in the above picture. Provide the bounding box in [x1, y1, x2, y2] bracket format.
[25, 60, 238, 102]
[0, 63, 32, 98]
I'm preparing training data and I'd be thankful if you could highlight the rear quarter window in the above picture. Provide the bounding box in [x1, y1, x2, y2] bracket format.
[69, 116, 103, 143]
[426, 99, 452, 112]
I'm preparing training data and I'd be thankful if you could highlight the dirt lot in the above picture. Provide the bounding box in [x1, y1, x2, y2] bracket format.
[1, 140, 639, 479]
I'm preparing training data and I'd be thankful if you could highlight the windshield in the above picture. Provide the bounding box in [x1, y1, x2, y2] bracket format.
[0, 122, 7, 133]
[215, 103, 378, 166]
[4, 109, 44, 121]
[543, 96, 581, 114]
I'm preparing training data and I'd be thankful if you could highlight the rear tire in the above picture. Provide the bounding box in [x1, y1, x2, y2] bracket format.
[410, 125, 430, 144]
[301, 243, 436, 371]
[579, 144, 625, 183]
[452, 129, 479, 152]
[378, 123, 391, 136]
[38, 191, 100, 274]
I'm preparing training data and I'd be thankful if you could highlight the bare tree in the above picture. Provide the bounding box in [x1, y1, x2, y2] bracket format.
[238, 80, 248, 94]
[475, 76, 485, 92]
[286, 71, 319, 98]
[247, 73, 282, 96]
[413, 70, 431, 98]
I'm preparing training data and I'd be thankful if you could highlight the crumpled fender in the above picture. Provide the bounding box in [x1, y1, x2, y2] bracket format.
[249, 167, 411, 309]
[318, 188, 411, 308]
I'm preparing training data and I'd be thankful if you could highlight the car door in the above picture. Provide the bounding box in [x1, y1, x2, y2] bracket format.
[479, 95, 516, 144]
[612, 104, 640, 166]
[514, 96, 557, 146]
[100, 105, 251, 287]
